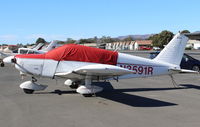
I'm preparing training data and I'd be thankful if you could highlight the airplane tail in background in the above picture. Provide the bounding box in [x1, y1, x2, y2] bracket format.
[43, 40, 58, 51]
[153, 33, 189, 66]
[32, 43, 45, 50]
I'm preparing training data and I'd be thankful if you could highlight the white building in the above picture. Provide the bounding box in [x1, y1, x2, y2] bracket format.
[187, 40, 200, 49]
[105, 40, 152, 50]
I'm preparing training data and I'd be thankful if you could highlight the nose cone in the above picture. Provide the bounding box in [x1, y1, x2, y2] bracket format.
[3, 56, 15, 64]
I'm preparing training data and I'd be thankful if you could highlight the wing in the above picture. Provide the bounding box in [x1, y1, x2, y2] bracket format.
[55, 64, 134, 80]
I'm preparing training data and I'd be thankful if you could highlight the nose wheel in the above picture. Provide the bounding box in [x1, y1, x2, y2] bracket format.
[83, 93, 94, 97]
[23, 88, 34, 94]
[20, 77, 47, 94]
[0, 60, 4, 67]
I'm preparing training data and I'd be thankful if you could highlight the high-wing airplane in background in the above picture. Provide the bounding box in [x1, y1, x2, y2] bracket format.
[0, 40, 58, 67]
[3, 33, 199, 97]
[17, 40, 58, 54]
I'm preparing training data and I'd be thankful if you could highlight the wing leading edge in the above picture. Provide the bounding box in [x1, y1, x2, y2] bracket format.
[55, 64, 133, 80]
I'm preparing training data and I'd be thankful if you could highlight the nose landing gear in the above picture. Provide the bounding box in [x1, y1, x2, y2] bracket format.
[20, 77, 48, 94]
[0, 60, 4, 67]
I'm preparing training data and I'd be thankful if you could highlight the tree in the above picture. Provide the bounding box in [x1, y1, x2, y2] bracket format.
[100, 36, 116, 43]
[93, 36, 98, 43]
[35, 37, 46, 44]
[57, 41, 66, 45]
[66, 38, 76, 44]
[149, 30, 174, 48]
[181, 30, 190, 34]
[79, 38, 95, 44]
[17, 43, 23, 47]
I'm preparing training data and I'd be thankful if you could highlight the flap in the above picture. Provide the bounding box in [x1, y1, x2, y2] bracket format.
[55, 64, 133, 79]
[73, 64, 133, 76]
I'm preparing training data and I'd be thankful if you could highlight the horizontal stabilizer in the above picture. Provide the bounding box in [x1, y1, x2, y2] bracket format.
[169, 69, 199, 74]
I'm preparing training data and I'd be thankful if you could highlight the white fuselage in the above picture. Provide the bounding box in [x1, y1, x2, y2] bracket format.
[14, 52, 176, 80]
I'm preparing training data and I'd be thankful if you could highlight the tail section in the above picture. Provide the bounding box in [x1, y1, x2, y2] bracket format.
[43, 40, 58, 51]
[154, 33, 189, 66]
[32, 43, 45, 50]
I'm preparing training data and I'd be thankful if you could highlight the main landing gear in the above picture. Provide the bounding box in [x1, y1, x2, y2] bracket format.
[76, 76, 103, 97]
[64, 79, 79, 89]
[20, 77, 47, 94]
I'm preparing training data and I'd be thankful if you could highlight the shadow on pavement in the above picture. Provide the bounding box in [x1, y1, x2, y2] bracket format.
[180, 84, 200, 90]
[36, 82, 185, 107]
[35, 82, 200, 107]
[95, 82, 178, 107]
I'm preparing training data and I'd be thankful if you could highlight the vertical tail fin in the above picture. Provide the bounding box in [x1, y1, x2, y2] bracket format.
[154, 33, 189, 66]
[43, 40, 58, 51]
[32, 43, 45, 50]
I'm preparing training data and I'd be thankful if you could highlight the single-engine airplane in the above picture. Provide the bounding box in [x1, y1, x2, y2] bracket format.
[17, 40, 58, 54]
[3, 33, 198, 97]
[0, 40, 58, 67]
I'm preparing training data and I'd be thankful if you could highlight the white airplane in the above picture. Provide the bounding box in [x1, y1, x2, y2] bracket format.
[17, 42, 45, 54]
[0, 43, 44, 66]
[3, 33, 198, 97]
[17, 40, 58, 54]
[0, 40, 58, 67]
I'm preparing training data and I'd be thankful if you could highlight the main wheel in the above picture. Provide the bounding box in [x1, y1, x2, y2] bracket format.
[82, 94, 93, 97]
[69, 82, 79, 89]
[23, 89, 34, 94]
[69, 84, 79, 89]
[192, 65, 200, 72]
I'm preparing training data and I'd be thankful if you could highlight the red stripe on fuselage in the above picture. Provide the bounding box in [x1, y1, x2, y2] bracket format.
[15, 54, 45, 59]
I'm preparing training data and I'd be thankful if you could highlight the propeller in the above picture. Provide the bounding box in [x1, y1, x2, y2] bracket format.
[3, 56, 34, 76]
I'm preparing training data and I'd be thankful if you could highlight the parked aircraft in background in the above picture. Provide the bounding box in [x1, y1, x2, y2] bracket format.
[17, 40, 58, 54]
[0, 40, 58, 67]
[3, 33, 199, 97]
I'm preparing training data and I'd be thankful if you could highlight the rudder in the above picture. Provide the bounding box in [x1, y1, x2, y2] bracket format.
[153, 33, 189, 66]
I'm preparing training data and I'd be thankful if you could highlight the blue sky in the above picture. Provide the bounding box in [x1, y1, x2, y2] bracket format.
[0, 0, 200, 44]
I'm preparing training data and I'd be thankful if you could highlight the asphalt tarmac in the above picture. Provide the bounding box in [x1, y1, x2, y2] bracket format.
[0, 52, 200, 127]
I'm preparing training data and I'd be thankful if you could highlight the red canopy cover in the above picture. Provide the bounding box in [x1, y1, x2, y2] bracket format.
[16, 44, 118, 65]
[45, 44, 118, 65]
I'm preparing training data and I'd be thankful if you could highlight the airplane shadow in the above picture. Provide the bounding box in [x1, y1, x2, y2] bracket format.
[94, 82, 180, 107]
[36, 82, 198, 107]
[180, 84, 200, 90]
[97, 91, 177, 107]
[97, 83, 200, 107]
[36, 90, 78, 95]
[35, 83, 200, 107]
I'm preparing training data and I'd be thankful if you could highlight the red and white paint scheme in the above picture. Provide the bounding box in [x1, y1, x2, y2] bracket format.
[3, 33, 197, 96]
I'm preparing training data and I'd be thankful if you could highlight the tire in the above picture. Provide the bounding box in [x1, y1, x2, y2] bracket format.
[23, 89, 34, 94]
[0, 62, 4, 67]
[69, 84, 79, 89]
[82, 94, 93, 97]
[192, 65, 200, 72]
[69, 81, 79, 89]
